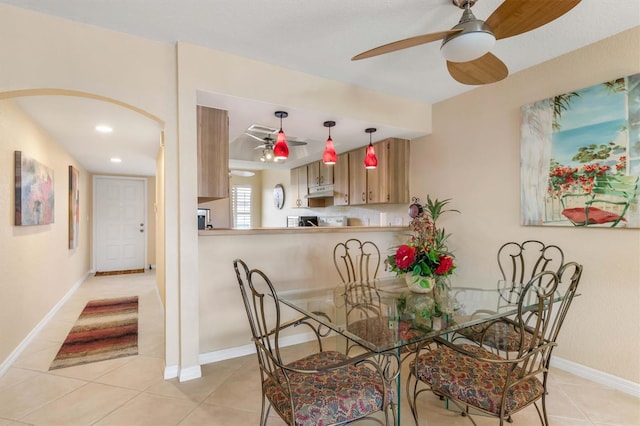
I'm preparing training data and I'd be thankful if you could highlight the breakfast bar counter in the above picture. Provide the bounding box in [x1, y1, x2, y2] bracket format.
[199, 225, 406, 236]
[198, 225, 406, 360]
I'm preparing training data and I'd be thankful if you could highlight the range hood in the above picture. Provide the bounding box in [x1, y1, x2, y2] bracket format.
[306, 184, 334, 198]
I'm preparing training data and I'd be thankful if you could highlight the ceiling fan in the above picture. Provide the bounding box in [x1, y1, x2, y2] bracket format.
[244, 129, 308, 162]
[351, 0, 581, 85]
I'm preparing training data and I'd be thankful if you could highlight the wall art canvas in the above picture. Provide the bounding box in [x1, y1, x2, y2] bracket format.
[69, 166, 80, 249]
[14, 151, 55, 226]
[521, 73, 640, 228]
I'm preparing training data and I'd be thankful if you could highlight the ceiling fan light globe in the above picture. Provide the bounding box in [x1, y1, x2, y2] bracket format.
[441, 29, 495, 63]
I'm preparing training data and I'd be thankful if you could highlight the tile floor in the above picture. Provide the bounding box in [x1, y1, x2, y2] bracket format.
[0, 272, 638, 425]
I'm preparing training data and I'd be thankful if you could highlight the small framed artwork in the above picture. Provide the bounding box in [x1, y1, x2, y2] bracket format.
[14, 151, 55, 226]
[69, 166, 80, 249]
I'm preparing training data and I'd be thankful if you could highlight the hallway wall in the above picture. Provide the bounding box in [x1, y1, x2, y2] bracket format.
[0, 99, 91, 366]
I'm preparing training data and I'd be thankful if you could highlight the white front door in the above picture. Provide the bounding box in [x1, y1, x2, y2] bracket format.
[94, 176, 146, 272]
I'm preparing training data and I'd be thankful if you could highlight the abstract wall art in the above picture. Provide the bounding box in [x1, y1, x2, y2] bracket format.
[521, 73, 639, 228]
[69, 165, 80, 249]
[14, 151, 55, 226]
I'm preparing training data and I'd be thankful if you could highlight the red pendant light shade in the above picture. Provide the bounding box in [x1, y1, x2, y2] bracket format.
[364, 128, 377, 169]
[322, 120, 337, 165]
[273, 111, 289, 160]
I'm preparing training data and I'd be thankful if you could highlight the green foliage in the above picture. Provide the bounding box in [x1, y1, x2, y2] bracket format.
[572, 142, 625, 163]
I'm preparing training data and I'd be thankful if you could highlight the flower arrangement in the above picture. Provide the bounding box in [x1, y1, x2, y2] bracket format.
[387, 196, 459, 291]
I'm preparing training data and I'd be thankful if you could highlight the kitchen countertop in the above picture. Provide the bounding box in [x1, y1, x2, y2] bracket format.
[199, 226, 407, 236]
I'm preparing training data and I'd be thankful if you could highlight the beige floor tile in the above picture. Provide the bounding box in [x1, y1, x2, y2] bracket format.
[0, 369, 40, 392]
[47, 355, 137, 382]
[93, 355, 165, 391]
[177, 404, 265, 426]
[10, 345, 61, 373]
[0, 374, 85, 419]
[201, 366, 263, 413]
[561, 383, 640, 425]
[0, 419, 32, 426]
[144, 363, 236, 403]
[20, 382, 138, 425]
[94, 392, 197, 426]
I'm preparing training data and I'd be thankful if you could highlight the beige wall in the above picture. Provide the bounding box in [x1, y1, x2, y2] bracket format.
[411, 27, 640, 383]
[0, 100, 91, 364]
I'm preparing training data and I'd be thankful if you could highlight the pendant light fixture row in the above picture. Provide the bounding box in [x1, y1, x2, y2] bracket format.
[364, 128, 378, 169]
[273, 111, 289, 160]
[322, 121, 337, 165]
[270, 111, 377, 168]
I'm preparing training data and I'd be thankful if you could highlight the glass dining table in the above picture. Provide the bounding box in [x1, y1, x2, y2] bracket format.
[276, 276, 538, 424]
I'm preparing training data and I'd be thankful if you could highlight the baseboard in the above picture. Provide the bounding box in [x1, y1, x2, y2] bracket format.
[199, 331, 317, 365]
[0, 270, 91, 377]
[179, 365, 202, 382]
[551, 355, 640, 398]
[164, 364, 179, 380]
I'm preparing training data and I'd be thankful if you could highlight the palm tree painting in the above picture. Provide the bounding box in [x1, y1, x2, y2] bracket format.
[520, 73, 639, 228]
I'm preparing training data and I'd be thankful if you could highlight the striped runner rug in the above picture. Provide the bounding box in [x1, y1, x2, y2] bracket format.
[49, 296, 138, 370]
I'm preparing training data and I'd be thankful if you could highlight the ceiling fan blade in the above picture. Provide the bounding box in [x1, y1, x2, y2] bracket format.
[447, 53, 508, 85]
[486, 0, 581, 41]
[245, 132, 266, 143]
[351, 29, 462, 61]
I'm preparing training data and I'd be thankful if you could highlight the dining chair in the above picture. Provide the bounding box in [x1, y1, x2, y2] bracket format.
[333, 239, 389, 356]
[333, 238, 381, 284]
[454, 240, 564, 352]
[407, 265, 582, 426]
[233, 259, 398, 426]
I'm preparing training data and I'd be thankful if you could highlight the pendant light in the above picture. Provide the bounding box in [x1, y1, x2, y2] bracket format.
[273, 111, 289, 160]
[364, 128, 377, 169]
[322, 121, 337, 165]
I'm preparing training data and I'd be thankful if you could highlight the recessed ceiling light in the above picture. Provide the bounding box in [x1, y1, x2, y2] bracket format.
[110, 157, 122, 163]
[96, 125, 113, 133]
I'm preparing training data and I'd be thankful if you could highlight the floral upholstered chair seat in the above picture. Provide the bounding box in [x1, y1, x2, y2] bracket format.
[411, 343, 544, 416]
[265, 350, 392, 426]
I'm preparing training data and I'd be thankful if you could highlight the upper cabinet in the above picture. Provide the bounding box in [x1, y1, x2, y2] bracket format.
[333, 153, 350, 206]
[290, 165, 309, 208]
[197, 106, 229, 203]
[348, 149, 367, 205]
[307, 161, 334, 187]
[375, 137, 410, 204]
[347, 138, 410, 205]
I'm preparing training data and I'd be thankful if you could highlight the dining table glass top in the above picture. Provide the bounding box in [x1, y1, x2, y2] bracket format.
[277, 276, 542, 353]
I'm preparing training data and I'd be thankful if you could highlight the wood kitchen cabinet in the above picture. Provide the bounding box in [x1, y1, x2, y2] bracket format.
[290, 165, 309, 208]
[197, 106, 229, 203]
[333, 153, 350, 206]
[348, 149, 368, 205]
[348, 138, 410, 205]
[307, 161, 334, 187]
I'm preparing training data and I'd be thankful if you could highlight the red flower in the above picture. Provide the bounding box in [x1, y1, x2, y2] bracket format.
[395, 245, 416, 269]
[434, 255, 454, 275]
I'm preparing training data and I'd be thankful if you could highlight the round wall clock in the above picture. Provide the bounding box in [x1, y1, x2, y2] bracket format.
[273, 184, 285, 209]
